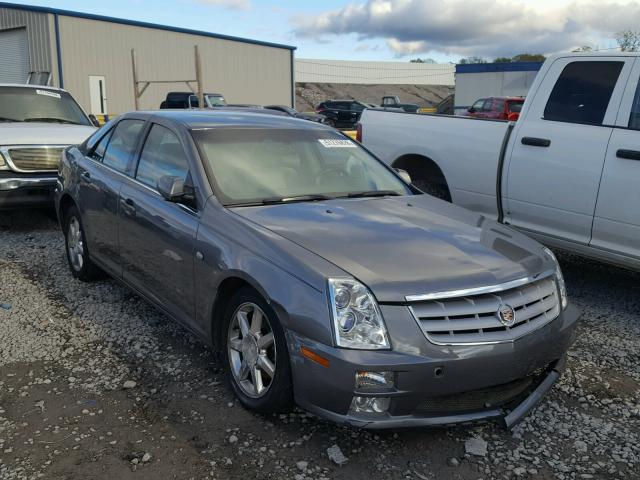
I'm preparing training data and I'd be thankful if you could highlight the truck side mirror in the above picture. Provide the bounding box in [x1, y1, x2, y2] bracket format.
[468, 107, 476, 113]
[395, 168, 412, 184]
[88, 114, 100, 127]
[508, 112, 520, 121]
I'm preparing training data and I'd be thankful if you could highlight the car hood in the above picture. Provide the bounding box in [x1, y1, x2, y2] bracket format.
[233, 195, 550, 302]
[0, 122, 96, 146]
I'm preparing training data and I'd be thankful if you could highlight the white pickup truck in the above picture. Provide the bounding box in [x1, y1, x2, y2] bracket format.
[359, 52, 640, 271]
[0, 84, 96, 209]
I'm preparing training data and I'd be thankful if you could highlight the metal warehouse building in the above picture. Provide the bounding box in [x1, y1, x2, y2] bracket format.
[0, 2, 296, 115]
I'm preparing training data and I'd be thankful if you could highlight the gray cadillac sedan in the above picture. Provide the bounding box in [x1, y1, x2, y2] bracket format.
[55, 110, 579, 429]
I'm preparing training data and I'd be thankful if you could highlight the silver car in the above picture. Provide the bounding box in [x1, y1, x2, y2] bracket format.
[55, 111, 579, 429]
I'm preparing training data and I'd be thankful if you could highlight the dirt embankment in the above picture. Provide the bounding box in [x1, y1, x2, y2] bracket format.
[295, 82, 454, 111]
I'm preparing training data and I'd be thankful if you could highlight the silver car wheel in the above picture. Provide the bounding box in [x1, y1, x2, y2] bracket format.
[67, 216, 84, 272]
[227, 302, 277, 399]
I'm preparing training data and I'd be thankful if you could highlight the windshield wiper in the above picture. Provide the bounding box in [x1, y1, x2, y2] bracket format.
[0, 116, 21, 122]
[343, 190, 402, 199]
[24, 117, 80, 125]
[229, 194, 333, 207]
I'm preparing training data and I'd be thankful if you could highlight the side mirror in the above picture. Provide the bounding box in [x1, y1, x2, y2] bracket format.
[88, 114, 100, 127]
[158, 175, 185, 202]
[395, 168, 412, 184]
[508, 112, 520, 122]
[468, 107, 476, 113]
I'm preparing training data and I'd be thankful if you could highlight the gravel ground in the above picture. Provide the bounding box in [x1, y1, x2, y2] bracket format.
[0, 209, 639, 480]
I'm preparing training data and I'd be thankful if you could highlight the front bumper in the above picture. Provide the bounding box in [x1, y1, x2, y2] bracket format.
[0, 173, 57, 208]
[288, 303, 579, 429]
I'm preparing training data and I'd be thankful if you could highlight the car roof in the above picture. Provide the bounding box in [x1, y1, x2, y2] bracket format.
[0, 83, 68, 92]
[126, 110, 333, 130]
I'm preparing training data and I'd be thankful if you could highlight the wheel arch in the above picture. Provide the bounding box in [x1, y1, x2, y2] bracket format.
[391, 153, 452, 201]
[210, 273, 271, 350]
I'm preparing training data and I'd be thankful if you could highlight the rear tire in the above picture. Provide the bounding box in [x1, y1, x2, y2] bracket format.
[222, 287, 294, 413]
[63, 205, 102, 281]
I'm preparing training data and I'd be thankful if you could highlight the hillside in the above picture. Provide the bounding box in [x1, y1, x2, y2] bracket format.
[295, 82, 454, 111]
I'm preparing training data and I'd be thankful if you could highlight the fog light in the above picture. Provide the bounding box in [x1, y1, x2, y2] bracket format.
[355, 371, 394, 391]
[350, 396, 391, 414]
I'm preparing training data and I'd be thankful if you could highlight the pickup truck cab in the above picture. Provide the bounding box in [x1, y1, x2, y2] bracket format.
[381, 95, 419, 113]
[160, 92, 227, 109]
[359, 52, 640, 271]
[0, 84, 96, 209]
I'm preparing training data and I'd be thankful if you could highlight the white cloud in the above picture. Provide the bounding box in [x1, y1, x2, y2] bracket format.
[292, 0, 640, 58]
[197, 0, 251, 11]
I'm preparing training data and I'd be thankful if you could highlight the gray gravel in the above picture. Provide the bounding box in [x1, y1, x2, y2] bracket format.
[0, 209, 639, 479]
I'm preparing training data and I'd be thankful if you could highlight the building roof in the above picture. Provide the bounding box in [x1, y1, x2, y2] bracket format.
[456, 62, 543, 74]
[0, 2, 296, 51]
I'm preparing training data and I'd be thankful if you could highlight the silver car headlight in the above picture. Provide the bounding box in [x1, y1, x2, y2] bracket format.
[543, 247, 568, 310]
[328, 278, 390, 350]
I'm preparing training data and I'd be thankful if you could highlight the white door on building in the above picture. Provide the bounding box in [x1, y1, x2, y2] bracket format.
[0, 28, 30, 83]
[89, 76, 108, 115]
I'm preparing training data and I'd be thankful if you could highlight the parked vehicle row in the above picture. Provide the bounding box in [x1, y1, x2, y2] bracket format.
[359, 52, 640, 272]
[465, 96, 524, 120]
[54, 109, 578, 429]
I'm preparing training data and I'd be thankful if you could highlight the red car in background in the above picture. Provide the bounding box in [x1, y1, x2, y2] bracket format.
[466, 96, 524, 120]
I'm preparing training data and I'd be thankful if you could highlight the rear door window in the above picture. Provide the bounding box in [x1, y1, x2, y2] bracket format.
[135, 124, 190, 190]
[544, 61, 623, 125]
[102, 119, 145, 174]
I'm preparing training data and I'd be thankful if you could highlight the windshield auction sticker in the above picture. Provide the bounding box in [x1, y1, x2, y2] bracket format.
[36, 89, 62, 99]
[318, 139, 357, 148]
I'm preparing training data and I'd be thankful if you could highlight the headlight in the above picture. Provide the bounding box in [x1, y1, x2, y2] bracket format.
[328, 278, 390, 350]
[542, 247, 567, 310]
[0, 151, 7, 169]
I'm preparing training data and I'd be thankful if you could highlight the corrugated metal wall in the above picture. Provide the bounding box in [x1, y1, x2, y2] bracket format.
[57, 15, 293, 114]
[0, 7, 52, 76]
[296, 59, 455, 86]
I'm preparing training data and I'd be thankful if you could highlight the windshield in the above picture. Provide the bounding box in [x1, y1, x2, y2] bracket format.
[0, 87, 91, 125]
[206, 94, 226, 107]
[192, 128, 410, 206]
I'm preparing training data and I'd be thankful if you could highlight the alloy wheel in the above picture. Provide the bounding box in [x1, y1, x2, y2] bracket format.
[67, 216, 84, 272]
[227, 302, 277, 398]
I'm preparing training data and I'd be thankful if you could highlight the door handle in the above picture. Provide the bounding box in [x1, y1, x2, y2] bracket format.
[616, 149, 640, 161]
[521, 137, 551, 147]
[80, 171, 91, 182]
[121, 197, 136, 216]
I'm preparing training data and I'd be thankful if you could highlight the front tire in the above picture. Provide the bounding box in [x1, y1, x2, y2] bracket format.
[223, 287, 293, 413]
[63, 205, 102, 281]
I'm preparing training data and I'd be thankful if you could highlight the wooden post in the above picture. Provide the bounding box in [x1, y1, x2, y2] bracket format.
[194, 45, 204, 109]
[131, 49, 140, 111]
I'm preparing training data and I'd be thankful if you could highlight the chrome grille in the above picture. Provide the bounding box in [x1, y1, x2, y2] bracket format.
[410, 275, 559, 345]
[7, 147, 65, 171]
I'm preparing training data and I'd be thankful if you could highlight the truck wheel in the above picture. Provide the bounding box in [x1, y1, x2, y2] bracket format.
[414, 179, 452, 202]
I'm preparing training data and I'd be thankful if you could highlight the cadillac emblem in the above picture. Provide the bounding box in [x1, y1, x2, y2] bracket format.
[497, 304, 516, 327]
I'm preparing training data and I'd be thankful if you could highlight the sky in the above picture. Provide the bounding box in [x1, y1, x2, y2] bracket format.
[9, 0, 640, 62]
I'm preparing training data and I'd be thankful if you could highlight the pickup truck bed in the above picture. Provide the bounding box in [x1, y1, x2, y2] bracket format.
[360, 52, 640, 271]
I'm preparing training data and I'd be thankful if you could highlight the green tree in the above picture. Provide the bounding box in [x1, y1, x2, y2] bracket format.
[616, 30, 640, 52]
[409, 58, 437, 63]
[493, 56, 512, 63]
[511, 53, 546, 62]
[459, 56, 487, 64]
